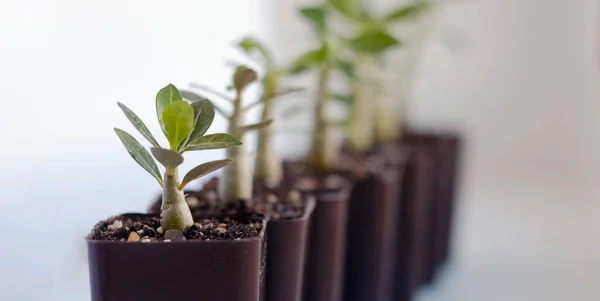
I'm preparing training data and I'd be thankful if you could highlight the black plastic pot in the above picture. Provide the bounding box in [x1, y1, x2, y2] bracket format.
[262, 198, 316, 301]
[342, 164, 404, 301]
[302, 186, 351, 301]
[403, 131, 462, 282]
[87, 214, 266, 301]
[393, 148, 434, 301]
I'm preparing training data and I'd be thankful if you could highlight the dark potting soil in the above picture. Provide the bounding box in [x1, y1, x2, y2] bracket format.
[87, 211, 264, 242]
[148, 178, 306, 221]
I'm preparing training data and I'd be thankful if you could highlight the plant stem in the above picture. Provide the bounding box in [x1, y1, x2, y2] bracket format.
[220, 94, 252, 203]
[308, 67, 337, 174]
[374, 61, 401, 144]
[254, 74, 283, 188]
[160, 167, 194, 232]
[347, 55, 374, 153]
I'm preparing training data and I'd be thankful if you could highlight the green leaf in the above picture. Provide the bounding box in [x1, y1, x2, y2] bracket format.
[384, 0, 431, 22]
[347, 30, 400, 53]
[288, 46, 329, 74]
[233, 66, 258, 93]
[117, 102, 160, 147]
[156, 84, 183, 136]
[162, 101, 195, 150]
[182, 133, 242, 152]
[238, 37, 273, 65]
[150, 147, 184, 169]
[336, 60, 355, 79]
[237, 120, 273, 134]
[331, 93, 353, 105]
[179, 159, 232, 190]
[114, 128, 163, 186]
[328, 0, 360, 19]
[299, 6, 326, 34]
[180, 99, 215, 150]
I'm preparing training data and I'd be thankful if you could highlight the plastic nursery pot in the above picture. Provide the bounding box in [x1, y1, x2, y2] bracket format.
[342, 163, 405, 301]
[301, 180, 351, 301]
[262, 198, 316, 301]
[87, 213, 266, 301]
[403, 131, 462, 282]
[393, 147, 434, 301]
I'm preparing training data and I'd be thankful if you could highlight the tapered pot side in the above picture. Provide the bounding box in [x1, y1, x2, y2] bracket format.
[302, 189, 350, 301]
[403, 131, 463, 281]
[87, 220, 266, 301]
[342, 164, 404, 301]
[262, 198, 316, 301]
[393, 149, 434, 301]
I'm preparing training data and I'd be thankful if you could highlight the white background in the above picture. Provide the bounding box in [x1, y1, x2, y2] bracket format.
[1, 0, 599, 300]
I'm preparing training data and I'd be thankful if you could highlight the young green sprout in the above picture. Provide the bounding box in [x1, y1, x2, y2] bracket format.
[181, 66, 271, 203]
[236, 37, 304, 188]
[329, 0, 432, 145]
[115, 84, 241, 232]
[288, 3, 345, 174]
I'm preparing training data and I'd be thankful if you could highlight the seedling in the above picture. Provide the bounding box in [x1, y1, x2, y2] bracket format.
[329, 0, 432, 145]
[115, 84, 241, 232]
[236, 37, 304, 188]
[181, 66, 271, 203]
[288, 3, 346, 174]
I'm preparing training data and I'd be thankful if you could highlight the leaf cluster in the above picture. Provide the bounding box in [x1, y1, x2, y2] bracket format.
[115, 84, 241, 190]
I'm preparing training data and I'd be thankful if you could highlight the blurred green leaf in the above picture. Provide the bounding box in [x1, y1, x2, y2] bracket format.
[238, 37, 273, 65]
[299, 6, 326, 34]
[384, 0, 431, 22]
[182, 133, 242, 152]
[156, 84, 183, 137]
[336, 60, 355, 79]
[328, 0, 360, 19]
[288, 46, 329, 74]
[347, 30, 400, 53]
[162, 101, 194, 150]
[179, 159, 232, 190]
[117, 102, 160, 147]
[237, 120, 273, 134]
[331, 93, 353, 105]
[114, 128, 163, 186]
[150, 147, 184, 169]
[180, 99, 215, 150]
[180, 90, 208, 102]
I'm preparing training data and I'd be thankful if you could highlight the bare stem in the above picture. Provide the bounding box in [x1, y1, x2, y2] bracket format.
[347, 56, 374, 153]
[160, 167, 194, 232]
[374, 63, 401, 144]
[254, 76, 283, 187]
[308, 67, 337, 174]
[220, 94, 252, 203]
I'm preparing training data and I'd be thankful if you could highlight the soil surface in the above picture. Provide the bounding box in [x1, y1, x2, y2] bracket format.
[148, 178, 306, 221]
[87, 210, 264, 242]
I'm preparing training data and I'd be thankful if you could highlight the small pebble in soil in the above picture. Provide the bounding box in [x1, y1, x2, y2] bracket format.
[186, 196, 200, 207]
[215, 227, 226, 234]
[164, 229, 187, 241]
[157, 227, 164, 234]
[218, 223, 226, 228]
[164, 239, 171, 242]
[194, 223, 203, 229]
[127, 232, 140, 242]
[141, 238, 151, 243]
[205, 223, 214, 229]
[142, 225, 156, 236]
[107, 220, 123, 230]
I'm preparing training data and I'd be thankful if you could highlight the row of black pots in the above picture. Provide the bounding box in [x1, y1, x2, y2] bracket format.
[394, 130, 463, 301]
[86, 130, 461, 301]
